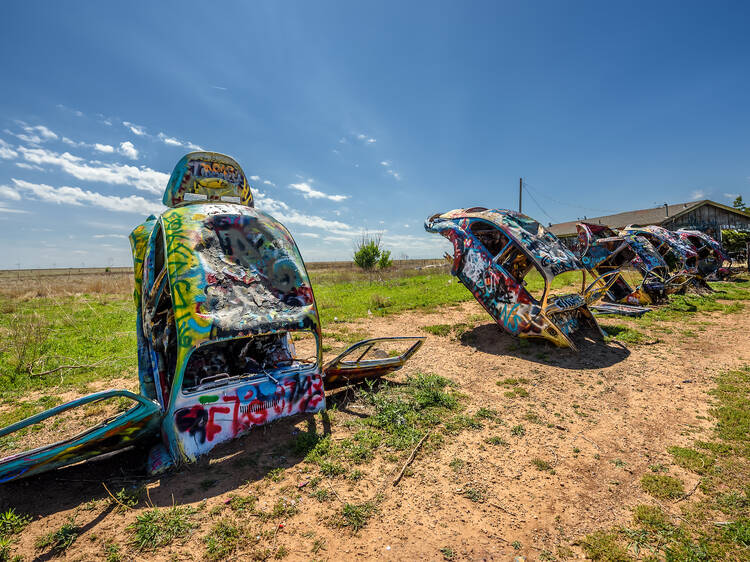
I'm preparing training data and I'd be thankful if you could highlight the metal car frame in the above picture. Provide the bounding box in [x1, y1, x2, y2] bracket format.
[574, 222, 671, 304]
[0, 152, 423, 483]
[621, 224, 701, 293]
[676, 229, 730, 280]
[425, 208, 616, 350]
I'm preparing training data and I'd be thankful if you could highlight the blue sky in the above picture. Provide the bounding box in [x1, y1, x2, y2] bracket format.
[1, 1, 748, 268]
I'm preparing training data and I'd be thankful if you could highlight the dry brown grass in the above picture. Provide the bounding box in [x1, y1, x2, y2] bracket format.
[0, 273, 134, 300]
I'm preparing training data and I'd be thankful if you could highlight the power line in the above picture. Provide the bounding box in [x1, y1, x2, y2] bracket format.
[522, 180, 619, 215]
[521, 181, 555, 223]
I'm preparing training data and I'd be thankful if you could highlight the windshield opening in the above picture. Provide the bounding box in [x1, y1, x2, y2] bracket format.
[470, 221, 509, 257]
[182, 330, 318, 394]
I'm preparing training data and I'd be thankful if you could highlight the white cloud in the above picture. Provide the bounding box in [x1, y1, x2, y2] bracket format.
[15, 162, 44, 171]
[380, 161, 390, 167]
[157, 132, 202, 151]
[17, 146, 168, 194]
[323, 236, 349, 242]
[0, 185, 21, 200]
[690, 189, 706, 200]
[7, 123, 58, 144]
[386, 169, 401, 180]
[299, 232, 320, 238]
[250, 175, 260, 181]
[93, 234, 126, 239]
[263, 180, 275, 186]
[62, 137, 83, 147]
[255, 190, 353, 231]
[118, 141, 138, 160]
[123, 121, 146, 136]
[354, 133, 376, 144]
[12, 179, 163, 215]
[724, 192, 739, 200]
[289, 182, 349, 202]
[0, 139, 17, 159]
[94, 143, 115, 153]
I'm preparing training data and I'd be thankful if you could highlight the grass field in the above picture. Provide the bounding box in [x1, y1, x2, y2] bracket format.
[2, 266, 750, 560]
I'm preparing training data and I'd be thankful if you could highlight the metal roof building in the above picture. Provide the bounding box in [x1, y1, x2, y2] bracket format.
[548, 199, 750, 241]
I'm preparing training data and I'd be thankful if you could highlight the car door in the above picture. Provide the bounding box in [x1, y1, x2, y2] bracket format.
[323, 337, 425, 389]
[0, 390, 161, 483]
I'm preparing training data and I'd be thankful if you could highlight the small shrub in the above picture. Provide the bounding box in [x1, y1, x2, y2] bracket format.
[531, 458, 553, 472]
[511, 424, 526, 437]
[423, 324, 452, 337]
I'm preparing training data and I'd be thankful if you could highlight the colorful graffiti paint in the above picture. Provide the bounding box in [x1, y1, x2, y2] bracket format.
[425, 208, 609, 350]
[0, 152, 423, 483]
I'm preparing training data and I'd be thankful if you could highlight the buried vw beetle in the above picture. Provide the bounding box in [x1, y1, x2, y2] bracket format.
[620, 224, 704, 292]
[676, 229, 730, 280]
[574, 222, 672, 306]
[0, 152, 423, 483]
[425, 208, 617, 350]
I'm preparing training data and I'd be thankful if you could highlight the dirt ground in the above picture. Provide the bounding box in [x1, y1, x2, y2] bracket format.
[2, 298, 749, 561]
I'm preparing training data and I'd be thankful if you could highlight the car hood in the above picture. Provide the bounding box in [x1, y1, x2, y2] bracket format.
[160, 204, 319, 354]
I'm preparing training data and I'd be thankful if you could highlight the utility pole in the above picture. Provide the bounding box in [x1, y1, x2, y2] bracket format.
[519, 178, 523, 213]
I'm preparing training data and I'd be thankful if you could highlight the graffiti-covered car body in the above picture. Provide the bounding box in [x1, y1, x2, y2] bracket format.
[425, 208, 613, 350]
[0, 152, 423, 483]
[676, 229, 730, 279]
[574, 222, 670, 304]
[621, 225, 700, 292]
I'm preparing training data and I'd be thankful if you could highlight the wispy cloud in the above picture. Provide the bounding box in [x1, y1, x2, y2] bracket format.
[157, 132, 202, 151]
[15, 162, 45, 171]
[93, 234, 126, 239]
[299, 232, 320, 238]
[289, 182, 349, 202]
[250, 175, 260, 181]
[724, 192, 739, 200]
[17, 146, 168, 194]
[0, 201, 28, 214]
[0, 185, 22, 200]
[380, 160, 401, 180]
[5, 123, 58, 144]
[690, 189, 706, 200]
[356, 133, 376, 144]
[211, 85, 228, 91]
[123, 121, 146, 136]
[263, 179, 275, 186]
[255, 190, 353, 231]
[12, 179, 163, 215]
[0, 139, 18, 159]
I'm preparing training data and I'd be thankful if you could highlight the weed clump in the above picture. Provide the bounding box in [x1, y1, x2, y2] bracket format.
[129, 505, 195, 551]
[35, 518, 80, 555]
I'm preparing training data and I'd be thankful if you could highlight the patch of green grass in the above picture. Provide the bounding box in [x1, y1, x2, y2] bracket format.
[640, 474, 684, 499]
[204, 518, 242, 560]
[580, 530, 631, 561]
[35, 518, 80, 555]
[0, 509, 30, 539]
[531, 458, 553, 472]
[582, 365, 750, 559]
[449, 458, 465, 472]
[485, 436, 508, 446]
[104, 542, 122, 562]
[337, 502, 377, 532]
[129, 505, 195, 551]
[227, 494, 258, 513]
[315, 272, 473, 326]
[475, 407, 499, 420]
[440, 546, 456, 560]
[511, 424, 526, 437]
[266, 468, 285, 483]
[604, 324, 645, 344]
[668, 446, 714, 474]
[423, 324, 452, 336]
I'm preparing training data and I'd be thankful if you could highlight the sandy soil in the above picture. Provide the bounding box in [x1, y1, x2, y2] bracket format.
[2, 299, 749, 561]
